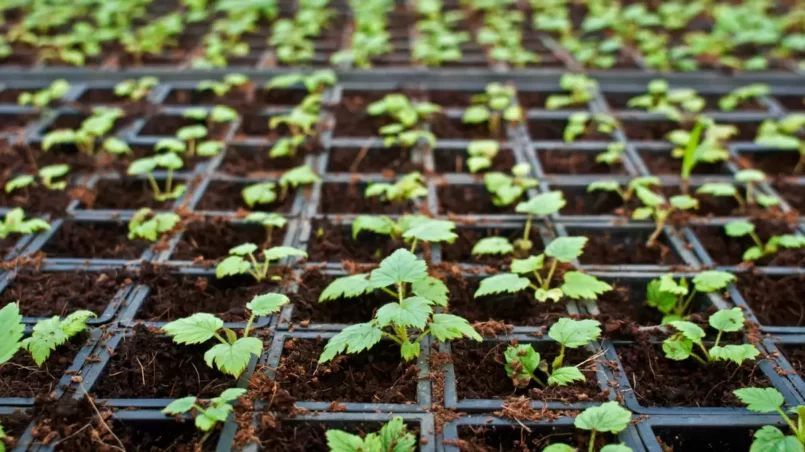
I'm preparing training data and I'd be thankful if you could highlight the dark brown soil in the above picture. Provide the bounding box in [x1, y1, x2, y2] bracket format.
[538, 149, 626, 174]
[528, 119, 610, 141]
[256, 417, 421, 452]
[0, 333, 87, 398]
[45, 113, 131, 137]
[330, 105, 393, 137]
[570, 229, 685, 265]
[453, 425, 616, 452]
[306, 218, 406, 263]
[171, 218, 285, 261]
[0, 412, 32, 449]
[518, 91, 568, 109]
[693, 221, 805, 266]
[777, 344, 805, 381]
[287, 268, 390, 325]
[426, 90, 477, 108]
[604, 92, 742, 111]
[236, 115, 292, 140]
[775, 183, 805, 212]
[440, 227, 534, 267]
[135, 264, 281, 323]
[0, 112, 34, 133]
[0, 235, 22, 258]
[661, 187, 743, 217]
[430, 114, 504, 141]
[41, 221, 150, 260]
[218, 144, 308, 176]
[0, 183, 73, 217]
[57, 418, 216, 452]
[319, 182, 418, 214]
[196, 180, 296, 212]
[327, 146, 424, 174]
[90, 326, 231, 399]
[622, 120, 679, 141]
[433, 148, 515, 174]
[437, 185, 516, 215]
[653, 425, 756, 451]
[615, 338, 771, 407]
[274, 338, 420, 404]
[736, 151, 800, 178]
[138, 116, 229, 140]
[257, 88, 309, 106]
[451, 340, 608, 402]
[559, 186, 641, 216]
[775, 95, 805, 111]
[163, 88, 250, 106]
[639, 151, 731, 175]
[735, 273, 805, 327]
[1, 143, 99, 175]
[80, 178, 176, 211]
[1, 270, 131, 318]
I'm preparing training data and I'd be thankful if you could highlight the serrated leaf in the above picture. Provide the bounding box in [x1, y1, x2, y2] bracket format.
[635, 185, 666, 208]
[375, 297, 433, 329]
[403, 219, 457, 244]
[352, 215, 395, 239]
[429, 313, 482, 342]
[370, 249, 428, 287]
[475, 273, 530, 297]
[548, 318, 601, 348]
[204, 336, 262, 377]
[668, 321, 705, 343]
[515, 191, 566, 216]
[545, 237, 587, 263]
[378, 416, 417, 452]
[693, 271, 736, 293]
[247, 293, 290, 316]
[659, 274, 689, 296]
[535, 288, 563, 302]
[400, 341, 420, 361]
[574, 402, 631, 433]
[319, 274, 374, 302]
[511, 254, 545, 274]
[647, 278, 678, 314]
[216, 256, 251, 278]
[319, 322, 383, 363]
[22, 317, 68, 366]
[472, 237, 514, 256]
[663, 335, 693, 360]
[0, 303, 24, 365]
[750, 425, 802, 452]
[412, 277, 448, 307]
[163, 313, 223, 344]
[548, 366, 586, 386]
[710, 344, 759, 365]
[708, 307, 745, 332]
[561, 272, 612, 300]
[263, 246, 307, 261]
[230, 243, 258, 256]
[504, 343, 541, 387]
[326, 430, 366, 452]
[601, 445, 634, 452]
[162, 396, 197, 414]
[60, 310, 96, 336]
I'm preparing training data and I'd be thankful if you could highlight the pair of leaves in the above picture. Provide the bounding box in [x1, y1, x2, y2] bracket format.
[474, 271, 611, 302]
[326, 416, 416, 452]
[162, 387, 246, 432]
[504, 343, 585, 387]
[0, 208, 50, 239]
[664, 308, 759, 365]
[216, 244, 307, 279]
[128, 209, 180, 242]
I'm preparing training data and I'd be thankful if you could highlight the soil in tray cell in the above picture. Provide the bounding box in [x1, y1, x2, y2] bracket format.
[775, 95, 805, 112]
[559, 185, 642, 216]
[444, 273, 569, 327]
[661, 186, 745, 217]
[171, 218, 284, 262]
[288, 268, 389, 325]
[236, 114, 295, 140]
[0, 112, 34, 133]
[693, 221, 805, 267]
[441, 227, 537, 267]
[10, 142, 107, 174]
[437, 185, 518, 215]
[257, 419, 422, 452]
[79, 178, 179, 211]
[0, 412, 32, 449]
[451, 340, 608, 403]
[274, 337, 419, 404]
[0, 235, 22, 258]
[735, 273, 805, 327]
[614, 339, 772, 408]
[777, 344, 805, 381]
[452, 424, 617, 451]
[736, 150, 801, 178]
[58, 418, 218, 452]
[0, 333, 88, 398]
[40, 221, 150, 260]
[430, 114, 509, 141]
[90, 326, 231, 399]
[774, 182, 805, 212]
[528, 119, 611, 142]
[319, 182, 418, 215]
[138, 115, 230, 140]
[567, 227, 685, 266]
[44, 114, 131, 137]
[653, 425, 756, 451]
[0, 179, 73, 217]
[327, 146, 424, 174]
[518, 91, 577, 110]
[306, 218, 406, 264]
[162, 87, 251, 106]
[426, 90, 477, 108]
[638, 150, 732, 175]
[434, 147, 515, 174]
[330, 105, 393, 138]
[537, 149, 626, 175]
[621, 119, 679, 141]
[257, 88, 309, 106]
[196, 180, 297, 212]
[136, 265, 280, 323]
[219, 144, 308, 176]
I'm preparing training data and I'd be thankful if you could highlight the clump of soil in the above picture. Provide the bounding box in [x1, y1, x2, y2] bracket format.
[287, 268, 389, 325]
[735, 273, 805, 327]
[306, 218, 406, 263]
[40, 221, 150, 260]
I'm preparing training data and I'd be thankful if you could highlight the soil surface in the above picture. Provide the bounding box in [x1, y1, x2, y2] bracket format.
[79, 178, 176, 211]
[434, 148, 515, 174]
[777, 344, 805, 381]
[639, 151, 731, 175]
[738, 151, 800, 178]
[0, 412, 32, 449]
[653, 426, 755, 452]
[775, 183, 805, 212]
[287, 268, 389, 325]
[306, 218, 406, 264]
[571, 229, 685, 266]
[171, 218, 284, 262]
[219, 144, 308, 176]
[0, 333, 87, 398]
[452, 425, 616, 452]
[528, 119, 610, 141]
[256, 417, 421, 452]
[319, 183, 417, 214]
[560, 186, 641, 216]
[735, 273, 805, 327]
[328, 146, 424, 174]
[437, 185, 516, 215]
[440, 227, 534, 267]
[196, 180, 296, 212]
[538, 149, 625, 175]
[430, 115, 505, 141]
[693, 221, 805, 266]
[41, 221, 150, 260]
[0, 183, 73, 217]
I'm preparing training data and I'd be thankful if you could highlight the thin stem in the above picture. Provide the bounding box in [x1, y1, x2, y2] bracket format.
[531, 372, 547, 387]
[543, 259, 558, 290]
[733, 193, 745, 207]
[697, 342, 711, 362]
[410, 238, 418, 254]
[416, 329, 430, 343]
[532, 270, 544, 287]
[678, 289, 698, 317]
[588, 430, 596, 452]
[188, 139, 195, 158]
[776, 407, 801, 442]
[646, 219, 664, 248]
[246, 253, 263, 282]
[745, 182, 754, 206]
[689, 351, 708, 365]
[713, 330, 723, 350]
[146, 173, 161, 198]
[243, 313, 256, 338]
[554, 344, 566, 370]
[380, 287, 398, 299]
[381, 331, 404, 345]
[522, 214, 532, 245]
[749, 231, 765, 251]
[165, 168, 174, 195]
[213, 332, 230, 345]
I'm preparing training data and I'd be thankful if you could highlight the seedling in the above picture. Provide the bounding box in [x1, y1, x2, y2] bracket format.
[664, 307, 759, 366]
[265, 69, 337, 94]
[268, 95, 321, 158]
[163, 293, 290, 377]
[587, 176, 660, 206]
[325, 416, 415, 452]
[647, 271, 736, 324]
[505, 318, 602, 387]
[484, 163, 538, 206]
[632, 186, 698, 248]
[353, 215, 456, 253]
[42, 107, 124, 155]
[508, 190, 566, 252]
[466, 140, 500, 173]
[0, 302, 95, 367]
[5, 164, 70, 193]
[244, 212, 287, 247]
[627, 79, 704, 121]
[196, 73, 250, 97]
[128, 208, 180, 242]
[127, 152, 186, 202]
[366, 172, 428, 204]
[103, 137, 132, 155]
[0, 208, 50, 239]
[754, 114, 805, 173]
[462, 83, 522, 138]
[318, 249, 481, 362]
[242, 182, 278, 208]
[543, 402, 634, 452]
[18, 79, 70, 109]
[562, 35, 623, 69]
[184, 105, 239, 129]
[216, 244, 306, 282]
[278, 164, 319, 199]
[414, 14, 470, 67]
[724, 220, 805, 262]
[719, 83, 769, 111]
[734, 387, 805, 450]
[163, 388, 246, 448]
[176, 124, 208, 157]
[546, 73, 598, 110]
[114, 76, 159, 102]
[593, 143, 625, 166]
[697, 170, 779, 209]
[564, 112, 617, 142]
[475, 236, 612, 303]
[368, 94, 440, 150]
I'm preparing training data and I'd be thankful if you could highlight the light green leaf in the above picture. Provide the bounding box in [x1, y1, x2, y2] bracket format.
[548, 318, 601, 348]
[668, 321, 705, 343]
[0, 303, 24, 365]
[710, 344, 759, 365]
[543, 445, 576, 452]
[475, 273, 530, 297]
[548, 366, 586, 386]
[412, 277, 448, 307]
[725, 221, 755, 237]
[511, 254, 545, 274]
[561, 272, 612, 300]
[163, 313, 223, 344]
[375, 297, 433, 329]
[693, 271, 736, 293]
[429, 313, 482, 342]
[646, 278, 677, 314]
[263, 246, 307, 261]
[352, 215, 395, 239]
[574, 402, 632, 433]
[601, 445, 634, 452]
[370, 249, 428, 287]
[216, 256, 251, 278]
[319, 274, 374, 302]
[708, 307, 745, 333]
[326, 430, 366, 452]
[204, 336, 263, 377]
[246, 293, 290, 316]
[472, 237, 514, 256]
[504, 343, 541, 387]
[515, 191, 566, 216]
[319, 322, 383, 363]
[162, 396, 197, 414]
[545, 236, 587, 263]
[750, 425, 803, 452]
[663, 335, 693, 360]
[535, 288, 563, 302]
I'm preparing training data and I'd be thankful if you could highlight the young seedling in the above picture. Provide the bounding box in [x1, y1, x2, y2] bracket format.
[696, 169, 779, 209]
[0, 208, 50, 240]
[475, 236, 612, 303]
[546, 73, 597, 110]
[505, 318, 602, 387]
[0, 302, 95, 367]
[627, 79, 704, 121]
[127, 208, 180, 242]
[196, 73, 250, 97]
[325, 416, 415, 452]
[564, 112, 617, 142]
[734, 387, 805, 450]
[663, 307, 759, 366]
[365, 172, 428, 205]
[353, 215, 456, 253]
[466, 140, 500, 173]
[162, 388, 246, 448]
[244, 212, 287, 247]
[462, 83, 522, 138]
[268, 96, 321, 158]
[5, 164, 70, 193]
[216, 244, 306, 282]
[671, 117, 737, 193]
[632, 186, 698, 248]
[42, 107, 124, 155]
[265, 69, 337, 94]
[754, 114, 805, 173]
[318, 249, 481, 362]
[114, 76, 159, 102]
[176, 124, 208, 157]
[278, 164, 320, 200]
[163, 293, 290, 377]
[646, 271, 736, 324]
[719, 83, 769, 112]
[127, 152, 186, 201]
[543, 402, 634, 452]
[507, 190, 566, 252]
[724, 220, 805, 262]
[587, 176, 660, 206]
[18, 79, 70, 109]
[368, 94, 440, 150]
[484, 163, 538, 206]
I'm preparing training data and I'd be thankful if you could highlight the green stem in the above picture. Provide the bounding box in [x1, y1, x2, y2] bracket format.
[531, 371, 547, 387]
[410, 238, 418, 254]
[416, 329, 430, 343]
[733, 193, 745, 207]
[188, 139, 195, 158]
[678, 289, 698, 317]
[165, 168, 174, 195]
[381, 331, 404, 345]
[213, 332, 229, 345]
[749, 231, 765, 251]
[697, 342, 711, 362]
[745, 182, 754, 206]
[243, 313, 256, 338]
[522, 214, 532, 244]
[689, 351, 708, 366]
[246, 253, 263, 282]
[554, 344, 566, 370]
[646, 218, 665, 248]
[146, 173, 162, 198]
[543, 259, 558, 290]
[713, 330, 723, 349]
[588, 430, 596, 452]
[776, 407, 801, 442]
[380, 287, 398, 299]
[532, 270, 544, 287]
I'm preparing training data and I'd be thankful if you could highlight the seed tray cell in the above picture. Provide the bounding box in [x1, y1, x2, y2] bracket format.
[637, 415, 789, 451]
[726, 268, 805, 334]
[528, 143, 641, 178]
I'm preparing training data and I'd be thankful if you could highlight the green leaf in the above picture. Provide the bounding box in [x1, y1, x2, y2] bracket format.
[710, 344, 759, 365]
[561, 272, 612, 300]
[400, 341, 420, 361]
[668, 321, 705, 343]
[548, 318, 601, 348]
[669, 195, 698, 210]
[535, 288, 564, 302]
[263, 246, 307, 261]
[370, 249, 428, 288]
[326, 430, 366, 452]
[463, 105, 490, 124]
[204, 336, 263, 377]
[242, 182, 277, 207]
[545, 237, 587, 263]
[319, 274, 374, 302]
[543, 445, 577, 452]
[635, 185, 666, 208]
[750, 426, 803, 452]
[504, 343, 541, 387]
[378, 416, 417, 452]
[153, 138, 184, 154]
[660, 274, 689, 296]
[548, 366, 586, 386]
[163, 313, 223, 344]
[411, 277, 448, 307]
[475, 273, 530, 297]
[693, 271, 736, 293]
[198, 141, 223, 156]
[60, 310, 96, 337]
[755, 135, 800, 149]
[375, 297, 433, 329]
[429, 313, 482, 342]
[472, 237, 514, 256]
[708, 307, 745, 332]
[744, 246, 764, 261]
[574, 402, 632, 433]
[725, 221, 755, 237]
[42, 129, 77, 150]
[352, 215, 395, 239]
[216, 256, 250, 278]
[511, 254, 545, 274]
[319, 322, 383, 363]
[646, 278, 678, 314]
[696, 183, 737, 197]
[247, 293, 290, 316]
[736, 169, 767, 183]
[601, 445, 634, 452]
[162, 396, 197, 415]
[280, 165, 320, 189]
[733, 387, 785, 413]
[0, 303, 24, 365]
[217, 387, 247, 403]
[663, 335, 693, 360]
[588, 180, 621, 193]
[515, 191, 566, 216]
[403, 219, 457, 244]
[22, 317, 68, 366]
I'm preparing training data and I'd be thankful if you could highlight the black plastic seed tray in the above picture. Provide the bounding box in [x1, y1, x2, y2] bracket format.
[763, 335, 805, 402]
[726, 267, 805, 335]
[636, 414, 789, 451]
[0, 406, 35, 452]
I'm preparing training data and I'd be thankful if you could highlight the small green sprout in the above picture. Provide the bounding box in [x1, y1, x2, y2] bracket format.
[325, 416, 415, 452]
[176, 124, 208, 157]
[18, 79, 70, 109]
[216, 244, 306, 282]
[664, 307, 759, 366]
[368, 94, 439, 150]
[278, 164, 320, 199]
[462, 83, 522, 138]
[466, 140, 500, 173]
[543, 402, 634, 452]
[696, 170, 779, 209]
[724, 220, 805, 262]
[196, 73, 250, 97]
[484, 163, 538, 206]
[671, 117, 736, 193]
[352, 215, 456, 253]
[244, 212, 287, 247]
[127, 152, 186, 202]
[114, 76, 159, 102]
[564, 112, 617, 143]
[719, 84, 769, 112]
[242, 182, 278, 208]
[268, 94, 322, 158]
[734, 387, 805, 451]
[627, 79, 704, 121]
[596, 143, 626, 166]
[632, 186, 698, 248]
[318, 249, 481, 363]
[506, 190, 566, 252]
[475, 237, 612, 303]
[587, 176, 660, 205]
[366, 172, 428, 204]
[162, 388, 246, 448]
[163, 293, 290, 377]
[241, 165, 319, 208]
[43, 108, 124, 155]
[754, 114, 805, 173]
[647, 271, 736, 324]
[546, 73, 597, 110]
[0, 208, 50, 240]
[505, 318, 602, 388]
[5, 164, 70, 193]
[128, 208, 180, 242]
[265, 69, 337, 94]
[103, 138, 132, 155]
